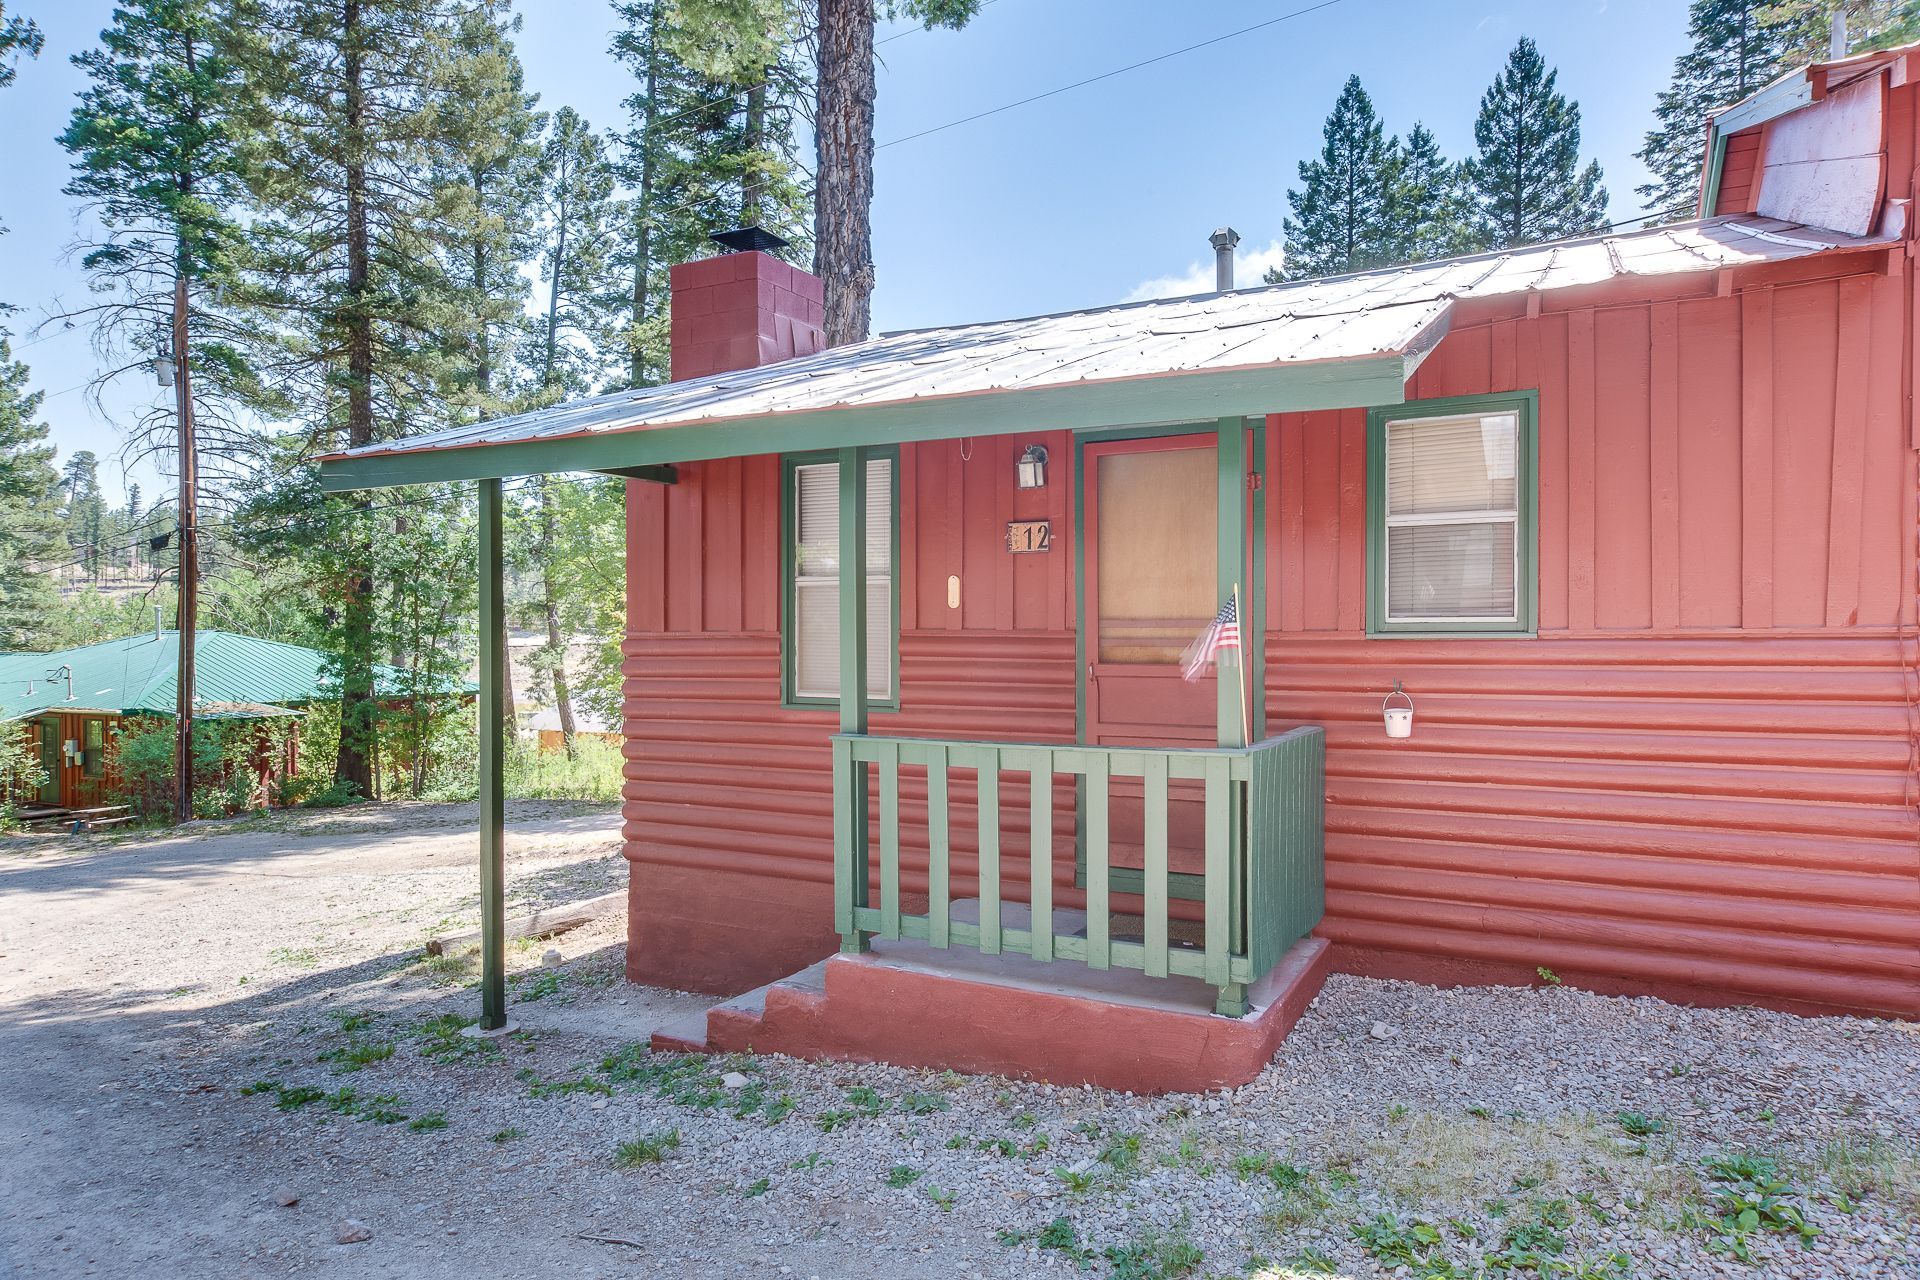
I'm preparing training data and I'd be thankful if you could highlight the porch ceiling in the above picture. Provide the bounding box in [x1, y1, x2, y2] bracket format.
[317, 213, 1894, 493]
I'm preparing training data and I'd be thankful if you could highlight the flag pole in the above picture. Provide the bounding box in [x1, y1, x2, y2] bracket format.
[1232, 581, 1250, 746]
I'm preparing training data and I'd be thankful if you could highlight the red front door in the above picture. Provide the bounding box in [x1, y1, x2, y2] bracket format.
[1084, 435, 1221, 877]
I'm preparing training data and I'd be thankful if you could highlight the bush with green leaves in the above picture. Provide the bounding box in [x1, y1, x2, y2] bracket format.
[109, 714, 296, 819]
[0, 728, 48, 827]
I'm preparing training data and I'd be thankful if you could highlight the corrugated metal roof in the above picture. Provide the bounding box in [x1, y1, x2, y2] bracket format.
[320, 213, 1894, 478]
[0, 631, 474, 723]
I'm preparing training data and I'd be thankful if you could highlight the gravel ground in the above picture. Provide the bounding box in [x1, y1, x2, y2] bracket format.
[2, 802, 1916, 1279]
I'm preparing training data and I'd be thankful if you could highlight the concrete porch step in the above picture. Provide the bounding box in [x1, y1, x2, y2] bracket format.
[651, 933, 1331, 1094]
[650, 959, 829, 1055]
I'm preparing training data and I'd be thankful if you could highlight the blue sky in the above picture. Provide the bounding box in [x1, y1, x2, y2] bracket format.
[1, 0, 1689, 504]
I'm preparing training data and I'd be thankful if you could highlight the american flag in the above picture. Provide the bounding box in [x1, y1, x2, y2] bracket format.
[1179, 596, 1240, 682]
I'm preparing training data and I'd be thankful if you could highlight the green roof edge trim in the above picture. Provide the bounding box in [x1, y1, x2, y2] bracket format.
[318, 355, 1420, 492]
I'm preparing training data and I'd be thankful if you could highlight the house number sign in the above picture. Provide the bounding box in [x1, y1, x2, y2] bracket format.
[1006, 520, 1051, 554]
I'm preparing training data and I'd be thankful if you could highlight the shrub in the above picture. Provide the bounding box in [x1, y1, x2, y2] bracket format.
[108, 715, 296, 820]
[0, 728, 49, 828]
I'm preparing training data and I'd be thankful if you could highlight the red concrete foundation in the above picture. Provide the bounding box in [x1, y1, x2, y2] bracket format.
[625, 860, 838, 996]
[654, 935, 1332, 1094]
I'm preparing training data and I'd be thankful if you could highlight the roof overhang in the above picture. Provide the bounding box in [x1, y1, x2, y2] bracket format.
[318, 348, 1430, 492]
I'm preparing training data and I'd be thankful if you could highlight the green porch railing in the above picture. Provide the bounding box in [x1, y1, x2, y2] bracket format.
[831, 727, 1325, 1015]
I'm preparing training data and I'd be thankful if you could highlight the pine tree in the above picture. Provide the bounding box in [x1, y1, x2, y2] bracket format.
[520, 105, 623, 759]
[60, 0, 262, 502]
[530, 106, 622, 398]
[60, 451, 107, 578]
[1638, 1, 1786, 221]
[423, 1, 541, 422]
[609, 0, 811, 388]
[1386, 122, 1469, 265]
[1271, 76, 1401, 282]
[1462, 37, 1610, 249]
[0, 2, 38, 87]
[239, 0, 464, 798]
[0, 336, 63, 648]
[1766, 0, 1920, 60]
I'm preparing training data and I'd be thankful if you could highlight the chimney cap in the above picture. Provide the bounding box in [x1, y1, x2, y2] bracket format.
[711, 226, 789, 255]
[1209, 227, 1241, 251]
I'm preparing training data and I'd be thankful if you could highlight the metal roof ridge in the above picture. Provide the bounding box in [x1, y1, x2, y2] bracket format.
[873, 217, 1760, 341]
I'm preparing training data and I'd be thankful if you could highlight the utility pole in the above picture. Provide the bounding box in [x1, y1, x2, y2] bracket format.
[171, 267, 197, 825]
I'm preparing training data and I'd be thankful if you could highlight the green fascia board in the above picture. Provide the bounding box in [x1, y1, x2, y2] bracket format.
[1699, 124, 1728, 218]
[1711, 68, 1814, 137]
[319, 355, 1420, 492]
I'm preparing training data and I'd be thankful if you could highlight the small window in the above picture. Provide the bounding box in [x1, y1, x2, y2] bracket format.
[1367, 394, 1536, 635]
[82, 719, 106, 777]
[785, 452, 896, 704]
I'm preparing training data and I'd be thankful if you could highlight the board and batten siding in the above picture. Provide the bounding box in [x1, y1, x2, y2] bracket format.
[621, 264, 1920, 1017]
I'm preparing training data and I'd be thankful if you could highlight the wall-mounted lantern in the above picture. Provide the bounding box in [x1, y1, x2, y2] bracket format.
[1383, 681, 1414, 739]
[1016, 444, 1049, 489]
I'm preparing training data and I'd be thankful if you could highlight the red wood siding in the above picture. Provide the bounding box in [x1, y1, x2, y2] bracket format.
[624, 245, 1920, 1018]
[1714, 128, 1764, 214]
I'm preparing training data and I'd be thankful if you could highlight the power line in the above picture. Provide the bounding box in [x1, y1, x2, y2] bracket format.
[638, 0, 1347, 236]
[877, 0, 1350, 149]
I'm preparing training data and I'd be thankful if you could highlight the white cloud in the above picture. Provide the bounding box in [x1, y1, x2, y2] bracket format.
[1122, 238, 1287, 303]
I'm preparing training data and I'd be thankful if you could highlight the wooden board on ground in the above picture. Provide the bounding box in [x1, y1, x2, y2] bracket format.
[424, 889, 625, 957]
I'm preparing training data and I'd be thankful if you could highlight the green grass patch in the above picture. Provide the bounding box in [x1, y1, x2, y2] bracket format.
[613, 1128, 681, 1168]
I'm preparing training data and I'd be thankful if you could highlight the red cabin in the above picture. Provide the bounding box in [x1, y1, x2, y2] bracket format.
[321, 47, 1920, 1091]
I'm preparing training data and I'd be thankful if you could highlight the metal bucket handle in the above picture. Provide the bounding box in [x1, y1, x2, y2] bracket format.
[1382, 680, 1413, 715]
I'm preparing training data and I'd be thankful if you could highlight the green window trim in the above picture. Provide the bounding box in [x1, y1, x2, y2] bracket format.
[1365, 390, 1539, 638]
[780, 447, 902, 711]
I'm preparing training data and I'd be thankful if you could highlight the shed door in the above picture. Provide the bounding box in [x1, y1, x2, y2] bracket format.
[1084, 435, 1218, 877]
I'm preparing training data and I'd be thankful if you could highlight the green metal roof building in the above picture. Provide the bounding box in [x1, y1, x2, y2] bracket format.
[0, 630, 459, 723]
[4, 630, 475, 812]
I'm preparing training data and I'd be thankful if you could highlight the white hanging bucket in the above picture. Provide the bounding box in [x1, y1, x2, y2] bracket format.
[1382, 684, 1414, 739]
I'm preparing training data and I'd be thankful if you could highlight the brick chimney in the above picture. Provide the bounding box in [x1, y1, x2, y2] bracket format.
[668, 229, 825, 382]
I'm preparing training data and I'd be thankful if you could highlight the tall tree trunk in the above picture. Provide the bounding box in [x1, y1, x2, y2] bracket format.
[334, 0, 378, 800]
[814, 0, 876, 347]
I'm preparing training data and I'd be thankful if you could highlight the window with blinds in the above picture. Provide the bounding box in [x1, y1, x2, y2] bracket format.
[790, 455, 894, 701]
[1370, 397, 1535, 634]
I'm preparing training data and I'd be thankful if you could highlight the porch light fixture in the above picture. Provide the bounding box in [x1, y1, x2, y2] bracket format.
[1016, 444, 1049, 489]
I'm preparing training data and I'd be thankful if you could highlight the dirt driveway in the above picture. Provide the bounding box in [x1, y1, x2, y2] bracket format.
[3, 804, 1917, 1279]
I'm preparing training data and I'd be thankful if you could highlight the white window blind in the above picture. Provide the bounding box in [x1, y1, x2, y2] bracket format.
[1383, 411, 1519, 623]
[792, 457, 892, 700]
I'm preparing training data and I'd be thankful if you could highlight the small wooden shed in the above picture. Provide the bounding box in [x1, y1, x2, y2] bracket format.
[321, 46, 1920, 1088]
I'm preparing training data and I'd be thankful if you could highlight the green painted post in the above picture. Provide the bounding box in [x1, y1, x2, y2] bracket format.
[1248, 419, 1267, 740]
[1085, 752, 1110, 970]
[1215, 416, 1251, 1016]
[837, 448, 871, 955]
[1215, 416, 1249, 750]
[927, 746, 950, 947]
[477, 477, 507, 1030]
